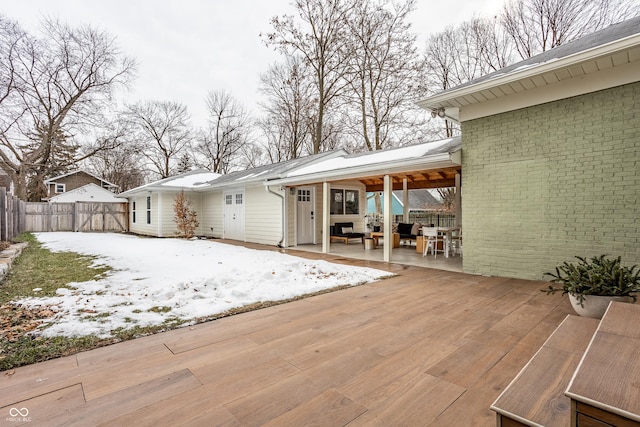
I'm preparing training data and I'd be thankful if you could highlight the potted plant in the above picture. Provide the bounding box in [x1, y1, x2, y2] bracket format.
[543, 255, 640, 319]
[365, 214, 381, 232]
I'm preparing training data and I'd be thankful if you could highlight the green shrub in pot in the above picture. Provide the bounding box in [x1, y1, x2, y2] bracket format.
[543, 255, 640, 307]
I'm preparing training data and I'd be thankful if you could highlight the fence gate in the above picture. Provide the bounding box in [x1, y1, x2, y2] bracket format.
[23, 202, 128, 233]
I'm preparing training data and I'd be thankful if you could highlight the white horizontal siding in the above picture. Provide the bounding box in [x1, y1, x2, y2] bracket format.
[201, 191, 223, 238]
[245, 185, 283, 246]
[128, 194, 159, 237]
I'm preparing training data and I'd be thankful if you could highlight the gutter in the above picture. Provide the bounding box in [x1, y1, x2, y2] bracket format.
[266, 185, 285, 248]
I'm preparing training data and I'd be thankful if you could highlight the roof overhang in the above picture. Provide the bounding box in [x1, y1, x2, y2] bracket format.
[265, 150, 461, 191]
[417, 33, 640, 122]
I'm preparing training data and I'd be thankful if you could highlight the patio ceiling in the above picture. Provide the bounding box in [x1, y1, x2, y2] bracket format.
[357, 166, 461, 192]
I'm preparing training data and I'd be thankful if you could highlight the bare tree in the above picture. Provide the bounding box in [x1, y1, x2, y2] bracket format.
[502, 0, 640, 59]
[86, 120, 146, 192]
[0, 16, 135, 200]
[423, 17, 510, 138]
[194, 90, 251, 173]
[125, 100, 192, 179]
[263, 0, 356, 153]
[258, 56, 315, 161]
[345, 0, 424, 152]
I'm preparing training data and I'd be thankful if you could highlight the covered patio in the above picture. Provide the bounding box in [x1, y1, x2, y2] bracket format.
[269, 137, 463, 268]
[1, 245, 572, 425]
[294, 237, 463, 272]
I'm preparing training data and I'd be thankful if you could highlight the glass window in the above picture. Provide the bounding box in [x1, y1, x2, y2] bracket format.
[55, 184, 65, 193]
[345, 190, 359, 214]
[330, 189, 359, 215]
[225, 194, 232, 205]
[146, 196, 151, 224]
[235, 193, 243, 204]
[132, 201, 136, 223]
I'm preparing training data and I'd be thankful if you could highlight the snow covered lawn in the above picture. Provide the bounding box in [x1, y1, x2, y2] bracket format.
[18, 233, 391, 338]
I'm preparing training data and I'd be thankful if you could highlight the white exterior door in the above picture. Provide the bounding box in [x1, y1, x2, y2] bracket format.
[224, 191, 245, 241]
[296, 187, 314, 244]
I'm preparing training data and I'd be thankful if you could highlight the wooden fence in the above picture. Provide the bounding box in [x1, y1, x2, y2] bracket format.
[0, 188, 26, 241]
[24, 202, 129, 233]
[0, 187, 129, 240]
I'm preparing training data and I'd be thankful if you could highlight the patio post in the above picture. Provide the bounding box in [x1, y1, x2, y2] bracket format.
[383, 175, 392, 262]
[322, 181, 330, 253]
[403, 178, 409, 222]
[455, 173, 461, 228]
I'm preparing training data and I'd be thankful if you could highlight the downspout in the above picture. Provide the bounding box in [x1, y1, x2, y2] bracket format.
[266, 185, 285, 248]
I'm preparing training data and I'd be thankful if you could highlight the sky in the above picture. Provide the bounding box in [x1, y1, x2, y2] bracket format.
[1, 0, 504, 129]
[18, 232, 390, 338]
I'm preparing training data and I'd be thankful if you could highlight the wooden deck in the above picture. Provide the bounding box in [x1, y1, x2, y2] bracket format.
[0, 245, 572, 426]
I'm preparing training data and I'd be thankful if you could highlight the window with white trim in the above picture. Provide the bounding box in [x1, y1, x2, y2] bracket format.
[146, 196, 151, 224]
[330, 189, 359, 215]
[132, 201, 136, 223]
[55, 183, 65, 193]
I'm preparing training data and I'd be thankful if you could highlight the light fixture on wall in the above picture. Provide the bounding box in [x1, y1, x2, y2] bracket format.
[431, 107, 446, 119]
[289, 187, 296, 195]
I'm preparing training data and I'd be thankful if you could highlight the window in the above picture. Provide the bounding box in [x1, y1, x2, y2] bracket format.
[330, 189, 359, 215]
[55, 183, 65, 193]
[225, 194, 233, 205]
[298, 189, 311, 202]
[132, 201, 136, 223]
[146, 196, 151, 224]
[235, 193, 243, 204]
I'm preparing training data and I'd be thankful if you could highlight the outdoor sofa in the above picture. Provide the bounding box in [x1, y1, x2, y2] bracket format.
[330, 222, 365, 245]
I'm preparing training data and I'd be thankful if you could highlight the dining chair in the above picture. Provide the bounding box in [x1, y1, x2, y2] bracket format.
[449, 228, 462, 256]
[422, 226, 442, 258]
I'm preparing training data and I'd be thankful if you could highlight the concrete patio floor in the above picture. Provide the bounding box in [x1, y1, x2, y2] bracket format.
[292, 239, 464, 273]
[0, 243, 572, 426]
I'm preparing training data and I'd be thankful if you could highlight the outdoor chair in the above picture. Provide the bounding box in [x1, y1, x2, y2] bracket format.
[330, 222, 365, 245]
[422, 226, 444, 258]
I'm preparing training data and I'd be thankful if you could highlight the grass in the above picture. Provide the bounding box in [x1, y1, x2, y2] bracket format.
[0, 233, 110, 305]
[0, 233, 112, 371]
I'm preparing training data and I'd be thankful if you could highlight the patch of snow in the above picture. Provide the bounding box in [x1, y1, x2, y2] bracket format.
[17, 233, 391, 338]
[160, 172, 221, 188]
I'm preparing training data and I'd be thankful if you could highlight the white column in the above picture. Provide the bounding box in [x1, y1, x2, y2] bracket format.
[322, 181, 330, 253]
[383, 175, 392, 262]
[455, 173, 462, 228]
[403, 178, 409, 222]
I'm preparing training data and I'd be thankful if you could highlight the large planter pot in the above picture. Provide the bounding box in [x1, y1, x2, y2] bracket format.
[569, 294, 635, 319]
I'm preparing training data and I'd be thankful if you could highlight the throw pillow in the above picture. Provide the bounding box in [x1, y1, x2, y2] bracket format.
[410, 223, 420, 236]
[342, 227, 353, 234]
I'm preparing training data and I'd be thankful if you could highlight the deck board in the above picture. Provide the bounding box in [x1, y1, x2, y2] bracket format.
[0, 244, 573, 426]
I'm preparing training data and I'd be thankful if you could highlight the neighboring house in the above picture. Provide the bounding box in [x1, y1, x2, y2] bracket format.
[367, 190, 442, 216]
[48, 183, 127, 203]
[119, 169, 221, 238]
[44, 170, 119, 199]
[418, 17, 640, 279]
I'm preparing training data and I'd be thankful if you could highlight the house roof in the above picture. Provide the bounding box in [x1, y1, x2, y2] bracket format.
[197, 150, 347, 190]
[48, 183, 127, 203]
[119, 169, 221, 197]
[417, 16, 640, 122]
[267, 137, 462, 191]
[44, 169, 119, 188]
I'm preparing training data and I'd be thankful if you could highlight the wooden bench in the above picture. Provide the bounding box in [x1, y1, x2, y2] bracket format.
[330, 222, 365, 245]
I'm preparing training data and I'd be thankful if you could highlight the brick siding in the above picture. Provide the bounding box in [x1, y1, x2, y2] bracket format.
[461, 82, 640, 279]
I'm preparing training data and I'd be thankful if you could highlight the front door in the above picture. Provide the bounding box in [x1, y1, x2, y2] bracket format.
[296, 187, 314, 244]
[224, 191, 245, 241]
